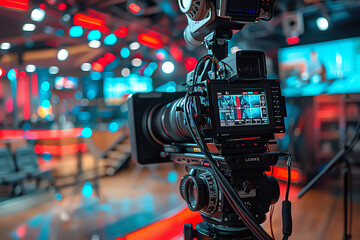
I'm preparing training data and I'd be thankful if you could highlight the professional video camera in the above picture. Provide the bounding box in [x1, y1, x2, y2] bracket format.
[128, 1, 293, 239]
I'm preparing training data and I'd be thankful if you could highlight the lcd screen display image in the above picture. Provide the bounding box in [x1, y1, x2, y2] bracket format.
[217, 89, 269, 127]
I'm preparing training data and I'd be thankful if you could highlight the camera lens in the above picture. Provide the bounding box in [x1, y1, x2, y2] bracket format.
[187, 181, 198, 209]
[181, 175, 207, 211]
[238, 63, 253, 75]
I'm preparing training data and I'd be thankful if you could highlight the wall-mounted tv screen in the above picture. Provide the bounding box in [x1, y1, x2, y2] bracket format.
[278, 37, 360, 97]
[104, 74, 153, 105]
[55, 76, 79, 90]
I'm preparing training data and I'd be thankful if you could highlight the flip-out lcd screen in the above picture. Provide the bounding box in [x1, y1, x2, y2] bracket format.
[217, 89, 269, 127]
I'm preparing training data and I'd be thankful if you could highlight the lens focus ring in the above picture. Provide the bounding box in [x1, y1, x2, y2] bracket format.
[181, 175, 207, 211]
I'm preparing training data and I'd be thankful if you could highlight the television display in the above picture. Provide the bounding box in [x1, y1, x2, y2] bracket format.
[278, 37, 360, 97]
[55, 76, 78, 90]
[104, 74, 153, 105]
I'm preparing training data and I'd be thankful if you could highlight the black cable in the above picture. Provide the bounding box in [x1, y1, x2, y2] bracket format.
[183, 88, 273, 240]
[282, 155, 292, 240]
[348, 163, 353, 238]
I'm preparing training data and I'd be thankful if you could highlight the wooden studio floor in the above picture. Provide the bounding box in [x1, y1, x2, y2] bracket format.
[0, 163, 359, 240]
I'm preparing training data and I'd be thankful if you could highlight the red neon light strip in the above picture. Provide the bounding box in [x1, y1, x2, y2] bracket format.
[35, 143, 87, 155]
[115, 207, 202, 240]
[233, 136, 261, 141]
[73, 13, 109, 33]
[24, 75, 30, 120]
[266, 166, 302, 183]
[0, 128, 83, 140]
[0, 78, 2, 98]
[0, 0, 29, 11]
[31, 73, 38, 97]
[138, 33, 163, 49]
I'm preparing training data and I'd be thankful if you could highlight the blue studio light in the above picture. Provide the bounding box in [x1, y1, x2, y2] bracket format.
[90, 71, 101, 80]
[7, 69, 17, 81]
[104, 34, 117, 45]
[41, 99, 51, 109]
[56, 29, 64, 36]
[82, 181, 93, 197]
[143, 66, 154, 77]
[108, 122, 119, 133]
[41, 81, 50, 91]
[55, 193, 62, 201]
[43, 153, 52, 161]
[74, 91, 83, 100]
[87, 30, 101, 41]
[82, 127, 93, 138]
[120, 47, 130, 58]
[149, 62, 158, 70]
[69, 26, 83, 37]
[167, 170, 178, 183]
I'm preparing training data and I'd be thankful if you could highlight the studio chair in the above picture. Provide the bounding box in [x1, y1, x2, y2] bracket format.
[0, 147, 26, 197]
[14, 145, 56, 192]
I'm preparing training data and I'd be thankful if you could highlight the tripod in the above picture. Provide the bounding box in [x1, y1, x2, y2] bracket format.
[298, 142, 354, 240]
[184, 221, 257, 240]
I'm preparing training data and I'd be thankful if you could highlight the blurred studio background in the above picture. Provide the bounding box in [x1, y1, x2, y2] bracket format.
[0, 0, 360, 239]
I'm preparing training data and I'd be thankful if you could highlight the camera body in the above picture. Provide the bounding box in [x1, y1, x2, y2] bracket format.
[128, 50, 287, 165]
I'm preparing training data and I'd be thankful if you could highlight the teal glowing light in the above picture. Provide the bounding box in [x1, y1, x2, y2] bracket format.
[82, 127, 93, 138]
[87, 30, 101, 41]
[90, 72, 101, 80]
[43, 153, 51, 161]
[108, 122, 119, 133]
[87, 89, 96, 99]
[149, 62, 158, 70]
[74, 91, 83, 100]
[56, 29, 64, 36]
[120, 47, 130, 58]
[143, 66, 154, 77]
[55, 193, 62, 201]
[167, 170, 178, 183]
[7, 69, 17, 81]
[41, 99, 51, 109]
[41, 81, 50, 91]
[104, 34, 117, 45]
[82, 181, 93, 197]
[69, 26, 83, 37]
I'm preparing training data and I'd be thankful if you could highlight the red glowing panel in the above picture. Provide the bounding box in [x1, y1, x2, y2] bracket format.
[19, 71, 26, 79]
[0, 67, 5, 77]
[73, 13, 109, 33]
[0, 128, 83, 140]
[128, 2, 141, 14]
[184, 57, 197, 71]
[58, 3, 67, 11]
[6, 98, 13, 113]
[114, 26, 128, 38]
[31, 73, 38, 97]
[138, 33, 163, 49]
[286, 36, 300, 45]
[97, 57, 107, 66]
[34, 143, 87, 155]
[265, 166, 302, 183]
[134, 53, 143, 59]
[39, 3, 45, 9]
[23, 75, 30, 120]
[104, 52, 116, 63]
[0, 0, 29, 11]
[170, 46, 183, 62]
[116, 208, 202, 240]
[92, 62, 104, 72]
